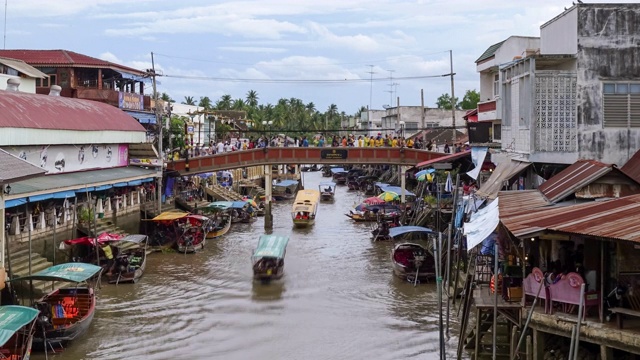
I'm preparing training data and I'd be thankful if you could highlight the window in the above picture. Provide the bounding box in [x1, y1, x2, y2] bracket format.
[493, 74, 500, 97]
[603, 82, 640, 127]
[493, 124, 501, 141]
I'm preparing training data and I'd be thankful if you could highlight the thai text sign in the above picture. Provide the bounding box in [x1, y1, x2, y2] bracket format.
[118, 92, 144, 110]
[321, 149, 348, 160]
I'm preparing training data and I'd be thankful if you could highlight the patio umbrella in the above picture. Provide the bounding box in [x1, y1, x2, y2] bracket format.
[378, 191, 400, 202]
[244, 198, 258, 208]
[417, 172, 435, 182]
[363, 196, 385, 205]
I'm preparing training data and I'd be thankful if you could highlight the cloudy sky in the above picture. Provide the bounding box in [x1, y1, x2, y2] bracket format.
[2, 0, 628, 113]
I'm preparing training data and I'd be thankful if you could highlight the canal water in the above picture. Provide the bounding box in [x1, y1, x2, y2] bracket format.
[35, 171, 465, 360]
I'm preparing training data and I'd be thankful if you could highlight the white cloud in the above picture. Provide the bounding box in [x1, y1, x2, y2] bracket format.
[218, 46, 287, 54]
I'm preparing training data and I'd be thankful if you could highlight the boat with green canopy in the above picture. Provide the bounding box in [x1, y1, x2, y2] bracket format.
[0, 305, 39, 360]
[10, 262, 102, 352]
[252, 235, 290, 282]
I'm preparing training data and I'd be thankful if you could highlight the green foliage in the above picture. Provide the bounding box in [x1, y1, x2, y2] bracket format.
[458, 89, 480, 110]
[78, 207, 94, 223]
[198, 96, 213, 110]
[182, 96, 196, 105]
[436, 93, 459, 110]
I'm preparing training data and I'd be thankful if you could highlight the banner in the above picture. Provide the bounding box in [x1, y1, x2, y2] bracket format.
[6, 144, 128, 174]
[466, 146, 488, 180]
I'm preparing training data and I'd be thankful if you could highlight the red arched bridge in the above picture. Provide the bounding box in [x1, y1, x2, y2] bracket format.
[166, 147, 449, 174]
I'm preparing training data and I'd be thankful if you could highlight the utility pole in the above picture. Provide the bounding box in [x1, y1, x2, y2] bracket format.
[421, 89, 425, 141]
[386, 70, 395, 105]
[150, 52, 163, 213]
[3, 0, 8, 49]
[449, 50, 456, 144]
[367, 65, 375, 111]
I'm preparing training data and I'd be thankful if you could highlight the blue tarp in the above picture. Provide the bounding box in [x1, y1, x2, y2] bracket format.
[28, 194, 52, 202]
[52, 191, 76, 199]
[142, 178, 154, 183]
[125, 111, 157, 124]
[75, 187, 94, 193]
[389, 226, 435, 238]
[5, 198, 26, 208]
[381, 186, 415, 197]
[231, 201, 248, 208]
[128, 180, 142, 186]
[375, 182, 389, 189]
[113, 182, 128, 187]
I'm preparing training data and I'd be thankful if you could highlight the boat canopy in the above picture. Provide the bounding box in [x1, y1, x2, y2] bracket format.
[63, 232, 123, 246]
[274, 180, 299, 187]
[151, 211, 189, 221]
[0, 306, 39, 346]
[380, 186, 416, 197]
[389, 226, 435, 238]
[10, 262, 102, 283]
[252, 235, 289, 260]
[330, 167, 346, 174]
[205, 201, 234, 210]
[231, 201, 249, 209]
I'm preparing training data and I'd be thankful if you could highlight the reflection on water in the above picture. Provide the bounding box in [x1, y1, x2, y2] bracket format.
[33, 171, 467, 360]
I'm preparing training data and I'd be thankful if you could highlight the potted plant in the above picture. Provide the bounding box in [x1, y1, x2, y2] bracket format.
[78, 207, 94, 227]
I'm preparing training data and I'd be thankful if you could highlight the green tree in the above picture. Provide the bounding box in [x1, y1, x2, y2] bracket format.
[182, 96, 196, 105]
[457, 89, 480, 110]
[198, 96, 213, 110]
[161, 92, 173, 102]
[246, 90, 259, 108]
[215, 94, 232, 110]
[436, 93, 459, 110]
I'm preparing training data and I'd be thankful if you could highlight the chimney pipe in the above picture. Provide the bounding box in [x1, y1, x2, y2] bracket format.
[6, 78, 20, 92]
[49, 85, 62, 96]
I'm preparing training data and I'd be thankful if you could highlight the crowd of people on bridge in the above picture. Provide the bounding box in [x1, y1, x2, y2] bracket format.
[171, 133, 470, 160]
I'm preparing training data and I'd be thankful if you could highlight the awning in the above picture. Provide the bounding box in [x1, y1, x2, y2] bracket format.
[113, 182, 128, 187]
[114, 69, 151, 83]
[5, 167, 157, 199]
[0, 57, 47, 78]
[415, 150, 471, 168]
[475, 159, 531, 200]
[128, 180, 142, 186]
[464, 198, 500, 251]
[5, 198, 26, 208]
[94, 185, 113, 191]
[125, 111, 157, 124]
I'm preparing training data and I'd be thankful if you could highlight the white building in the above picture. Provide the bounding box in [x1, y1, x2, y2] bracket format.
[380, 106, 467, 138]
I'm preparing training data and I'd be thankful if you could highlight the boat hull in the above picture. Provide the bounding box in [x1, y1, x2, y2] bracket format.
[107, 256, 146, 284]
[177, 238, 206, 253]
[32, 287, 96, 352]
[206, 218, 231, 239]
[292, 219, 315, 227]
[391, 244, 435, 282]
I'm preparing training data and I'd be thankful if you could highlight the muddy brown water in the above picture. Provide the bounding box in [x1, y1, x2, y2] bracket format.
[34, 171, 467, 360]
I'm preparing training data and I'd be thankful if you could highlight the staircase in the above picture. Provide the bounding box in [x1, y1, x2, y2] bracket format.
[205, 184, 244, 202]
[6, 249, 63, 297]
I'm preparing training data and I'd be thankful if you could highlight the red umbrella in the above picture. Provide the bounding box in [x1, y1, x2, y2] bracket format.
[363, 197, 385, 205]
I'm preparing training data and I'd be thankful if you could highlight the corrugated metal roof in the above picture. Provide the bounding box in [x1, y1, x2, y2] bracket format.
[0, 56, 47, 78]
[0, 89, 145, 132]
[476, 159, 531, 200]
[476, 40, 506, 63]
[6, 167, 157, 198]
[415, 150, 470, 168]
[497, 190, 551, 215]
[0, 49, 145, 75]
[538, 160, 614, 203]
[500, 194, 640, 242]
[622, 149, 640, 184]
[0, 149, 46, 185]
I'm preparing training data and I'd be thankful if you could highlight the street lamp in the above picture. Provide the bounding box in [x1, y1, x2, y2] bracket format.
[399, 120, 406, 138]
[262, 120, 273, 136]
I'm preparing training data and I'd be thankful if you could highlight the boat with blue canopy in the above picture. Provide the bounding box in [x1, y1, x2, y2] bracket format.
[10, 262, 102, 352]
[106, 234, 148, 284]
[230, 201, 256, 223]
[0, 305, 39, 359]
[387, 226, 436, 284]
[319, 181, 336, 201]
[330, 167, 348, 184]
[252, 234, 290, 281]
[272, 179, 300, 200]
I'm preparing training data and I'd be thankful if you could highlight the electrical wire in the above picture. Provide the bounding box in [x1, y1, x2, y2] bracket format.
[162, 73, 448, 84]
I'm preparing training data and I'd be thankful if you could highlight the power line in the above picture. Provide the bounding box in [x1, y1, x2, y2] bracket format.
[162, 73, 445, 84]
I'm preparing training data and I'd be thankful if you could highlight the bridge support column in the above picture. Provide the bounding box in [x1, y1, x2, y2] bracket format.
[264, 165, 273, 230]
[400, 165, 407, 204]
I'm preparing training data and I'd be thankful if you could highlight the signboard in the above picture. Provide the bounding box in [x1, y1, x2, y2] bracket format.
[321, 149, 348, 160]
[118, 92, 144, 111]
[6, 144, 128, 174]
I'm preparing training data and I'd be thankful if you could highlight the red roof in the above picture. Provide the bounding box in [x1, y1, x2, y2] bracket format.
[622, 149, 640, 184]
[0, 90, 146, 132]
[501, 193, 640, 242]
[538, 160, 616, 203]
[415, 150, 470, 168]
[0, 49, 146, 75]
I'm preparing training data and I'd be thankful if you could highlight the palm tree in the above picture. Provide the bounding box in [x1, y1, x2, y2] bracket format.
[198, 96, 213, 110]
[246, 90, 259, 108]
[182, 96, 196, 105]
[216, 94, 232, 110]
[161, 92, 173, 102]
[326, 104, 338, 132]
[232, 99, 246, 110]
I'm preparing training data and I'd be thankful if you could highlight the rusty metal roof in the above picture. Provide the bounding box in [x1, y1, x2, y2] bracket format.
[0, 149, 46, 185]
[500, 194, 640, 242]
[0, 90, 146, 132]
[476, 159, 531, 200]
[622, 149, 640, 184]
[498, 190, 551, 215]
[0, 49, 146, 75]
[538, 160, 621, 203]
[415, 150, 470, 168]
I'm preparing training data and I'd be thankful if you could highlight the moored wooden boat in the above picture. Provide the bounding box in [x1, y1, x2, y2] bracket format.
[319, 181, 336, 201]
[206, 215, 231, 239]
[331, 167, 348, 184]
[0, 306, 39, 360]
[177, 215, 211, 253]
[291, 189, 320, 227]
[10, 263, 102, 352]
[272, 180, 299, 201]
[106, 234, 148, 284]
[252, 234, 290, 282]
[147, 211, 191, 248]
[391, 243, 436, 283]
